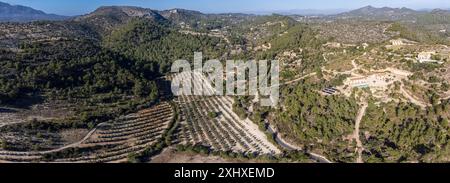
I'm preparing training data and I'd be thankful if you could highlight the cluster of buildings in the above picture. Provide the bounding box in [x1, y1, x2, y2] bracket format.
[388, 39, 446, 64]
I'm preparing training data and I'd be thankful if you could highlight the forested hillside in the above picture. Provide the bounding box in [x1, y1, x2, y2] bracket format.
[361, 100, 450, 163]
[103, 18, 226, 73]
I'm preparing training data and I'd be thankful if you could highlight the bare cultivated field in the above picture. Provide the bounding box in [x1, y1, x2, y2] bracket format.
[60, 129, 90, 145]
[0, 101, 75, 126]
[0, 102, 174, 163]
[151, 147, 231, 163]
[150, 147, 270, 163]
[0, 108, 26, 127]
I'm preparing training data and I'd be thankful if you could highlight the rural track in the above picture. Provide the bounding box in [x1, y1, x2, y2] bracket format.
[282, 72, 317, 86]
[400, 85, 429, 109]
[0, 122, 107, 156]
[353, 102, 368, 163]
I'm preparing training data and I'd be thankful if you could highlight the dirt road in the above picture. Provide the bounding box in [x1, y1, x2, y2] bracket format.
[353, 102, 368, 163]
[400, 85, 429, 109]
[282, 72, 317, 86]
[0, 122, 107, 156]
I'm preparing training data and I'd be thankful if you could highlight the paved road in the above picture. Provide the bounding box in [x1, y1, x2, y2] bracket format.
[266, 123, 333, 163]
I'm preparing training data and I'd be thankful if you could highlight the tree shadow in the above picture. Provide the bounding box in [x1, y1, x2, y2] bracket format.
[2, 94, 45, 110]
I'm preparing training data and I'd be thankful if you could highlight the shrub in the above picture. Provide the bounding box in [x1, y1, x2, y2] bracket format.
[207, 111, 218, 119]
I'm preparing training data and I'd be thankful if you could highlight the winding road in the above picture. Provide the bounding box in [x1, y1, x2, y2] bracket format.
[266, 123, 333, 163]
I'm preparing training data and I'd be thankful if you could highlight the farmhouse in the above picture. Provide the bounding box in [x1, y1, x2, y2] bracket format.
[417, 52, 434, 62]
[344, 72, 400, 89]
[323, 42, 342, 48]
[417, 51, 443, 64]
[387, 38, 416, 47]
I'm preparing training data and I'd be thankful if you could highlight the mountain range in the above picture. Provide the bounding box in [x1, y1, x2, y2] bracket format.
[332, 5, 422, 21]
[0, 1, 67, 22]
[245, 9, 348, 16]
[1, 1, 450, 23]
[332, 5, 450, 24]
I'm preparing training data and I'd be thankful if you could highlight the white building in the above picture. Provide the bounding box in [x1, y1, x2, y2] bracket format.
[390, 39, 404, 46]
[345, 73, 397, 89]
[323, 42, 342, 48]
[388, 39, 416, 46]
[417, 51, 442, 64]
[362, 43, 369, 49]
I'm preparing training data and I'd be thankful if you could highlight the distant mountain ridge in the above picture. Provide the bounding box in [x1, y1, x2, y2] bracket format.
[334, 5, 421, 21]
[81, 6, 163, 19]
[328, 5, 450, 24]
[0, 1, 67, 22]
[245, 9, 348, 16]
[75, 6, 236, 33]
[2, 1, 450, 24]
[75, 6, 209, 23]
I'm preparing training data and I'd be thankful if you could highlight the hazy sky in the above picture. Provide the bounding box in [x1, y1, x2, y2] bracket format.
[2, 0, 450, 16]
